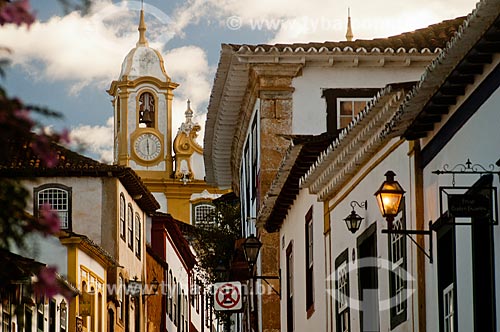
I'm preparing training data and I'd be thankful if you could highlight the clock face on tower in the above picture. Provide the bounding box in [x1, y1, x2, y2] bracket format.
[133, 133, 162, 161]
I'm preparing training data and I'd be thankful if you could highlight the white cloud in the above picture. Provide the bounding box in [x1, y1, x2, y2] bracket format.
[170, 0, 478, 43]
[0, 1, 177, 93]
[70, 117, 114, 163]
[0, 0, 479, 95]
[163, 46, 213, 138]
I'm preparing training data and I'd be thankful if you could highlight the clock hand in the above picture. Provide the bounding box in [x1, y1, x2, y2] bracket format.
[147, 139, 150, 154]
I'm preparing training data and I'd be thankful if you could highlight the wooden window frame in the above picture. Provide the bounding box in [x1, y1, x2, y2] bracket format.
[388, 198, 407, 329]
[119, 194, 126, 240]
[335, 249, 350, 332]
[322, 88, 379, 136]
[127, 204, 133, 250]
[34, 183, 72, 231]
[305, 207, 315, 317]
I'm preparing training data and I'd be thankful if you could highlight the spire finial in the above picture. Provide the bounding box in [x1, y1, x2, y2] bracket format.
[185, 99, 193, 120]
[137, 5, 148, 47]
[346, 7, 354, 42]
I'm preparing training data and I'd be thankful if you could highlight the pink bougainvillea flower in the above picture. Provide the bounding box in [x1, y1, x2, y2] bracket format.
[13, 108, 34, 128]
[31, 135, 59, 168]
[59, 128, 71, 144]
[0, 0, 35, 27]
[38, 203, 61, 235]
[58, 282, 76, 303]
[33, 266, 59, 299]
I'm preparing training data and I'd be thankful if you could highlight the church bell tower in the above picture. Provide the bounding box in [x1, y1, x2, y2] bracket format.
[107, 8, 227, 223]
[108, 9, 178, 175]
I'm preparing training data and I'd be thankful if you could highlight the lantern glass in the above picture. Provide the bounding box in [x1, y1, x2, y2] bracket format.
[243, 235, 262, 268]
[214, 262, 229, 281]
[374, 171, 405, 219]
[151, 277, 160, 294]
[344, 210, 363, 234]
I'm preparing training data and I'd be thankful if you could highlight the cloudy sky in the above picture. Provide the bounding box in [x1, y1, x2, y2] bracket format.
[1, 0, 479, 162]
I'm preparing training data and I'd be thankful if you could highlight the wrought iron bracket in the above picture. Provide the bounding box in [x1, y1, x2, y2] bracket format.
[382, 221, 433, 263]
[253, 274, 281, 298]
[432, 159, 500, 186]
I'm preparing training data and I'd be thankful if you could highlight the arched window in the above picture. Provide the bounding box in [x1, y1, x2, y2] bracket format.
[127, 205, 133, 250]
[193, 203, 215, 226]
[116, 98, 121, 132]
[98, 293, 103, 332]
[168, 271, 173, 318]
[135, 214, 141, 258]
[119, 194, 126, 240]
[173, 278, 177, 325]
[138, 92, 155, 128]
[60, 300, 67, 332]
[118, 276, 124, 322]
[81, 281, 88, 329]
[181, 290, 185, 332]
[34, 184, 72, 230]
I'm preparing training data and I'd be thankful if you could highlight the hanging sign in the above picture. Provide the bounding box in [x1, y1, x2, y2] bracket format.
[79, 291, 92, 317]
[213, 282, 242, 311]
[448, 193, 490, 218]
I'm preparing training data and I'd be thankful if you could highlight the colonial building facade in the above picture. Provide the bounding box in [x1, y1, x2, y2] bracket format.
[204, 12, 467, 332]
[220, 0, 500, 331]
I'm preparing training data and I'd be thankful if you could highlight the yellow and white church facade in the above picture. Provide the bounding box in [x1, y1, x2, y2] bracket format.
[108, 10, 225, 224]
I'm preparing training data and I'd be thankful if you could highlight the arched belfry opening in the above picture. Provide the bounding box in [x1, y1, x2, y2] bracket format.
[139, 92, 155, 128]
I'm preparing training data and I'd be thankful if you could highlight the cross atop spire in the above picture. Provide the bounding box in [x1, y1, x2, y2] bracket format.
[137, 7, 148, 47]
[185, 100, 194, 121]
[345, 7, 354, 42]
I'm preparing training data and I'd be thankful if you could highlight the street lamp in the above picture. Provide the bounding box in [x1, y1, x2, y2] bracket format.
[242, 234, 262, 272]
[214, 262, 229, 281]
[374, 171, 405, 229]
[343, 200, 367, 234]
[376, 171, 433, 263]
[142, 277, 160, 300]
[242, 235, 280, 298]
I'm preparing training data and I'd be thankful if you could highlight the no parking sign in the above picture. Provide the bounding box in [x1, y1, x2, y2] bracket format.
[213, 282, 242, 311]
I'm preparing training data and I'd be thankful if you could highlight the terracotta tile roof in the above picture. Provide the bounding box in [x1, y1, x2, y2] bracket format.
[300, 83, 414, 200]
[228, 16, 465, 54]
[60, 231, 120, 267]
[0, 138, 160, 213]
[383, 0, 500, 140]
[152, 213, 197, 269]
[0, 249, 80, 296]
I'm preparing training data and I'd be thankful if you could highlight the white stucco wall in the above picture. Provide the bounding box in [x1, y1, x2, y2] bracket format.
[191, 151, 206, 180]
[279, 188, 326, 332]
[23, 177, 104, 243]
[327, 140, 415, 332]
[18, 233, 69, 278]
[291, 66, 429, 134]
[422, 86, 500, 331]
[79, 250, 106, 282]
[117, 181, 147, 282]
[165, 233, 191, 332]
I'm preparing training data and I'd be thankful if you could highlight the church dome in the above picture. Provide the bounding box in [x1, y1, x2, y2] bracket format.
[119, 10, 169, 81]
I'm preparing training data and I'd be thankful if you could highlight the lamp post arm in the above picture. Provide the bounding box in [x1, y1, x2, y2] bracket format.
[254, 276, 280, 298]
[381, 221, 433, 263]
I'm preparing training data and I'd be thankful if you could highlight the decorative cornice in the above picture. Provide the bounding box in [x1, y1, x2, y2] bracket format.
[60, 232, 120, 268]
[108, 76, 178, 96]
[301, 85, 408, 201]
